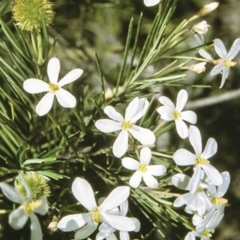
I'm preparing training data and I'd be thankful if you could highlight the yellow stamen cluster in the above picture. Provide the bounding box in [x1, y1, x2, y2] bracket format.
[122, 121, 132, 130]
[92, 209, 101, 223]
[196, 157, 210, 165]
[24, 200, 42, 214]
[196, 186, 203, 193]
[173, 110, 181, 120]
[211, 197, 228, 205]
[223, 60, 237, 67]
[12, 0, 54, 32]
[138, 164, 147, 173]
[202, 230, 212, 238]
[49, 83, 59, 92]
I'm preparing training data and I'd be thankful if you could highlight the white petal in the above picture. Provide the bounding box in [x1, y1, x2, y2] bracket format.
[201, 164, 223, 186]
[72, 177, 97, 210]
[23, 79, 49, 94]
[95, 119, 122, 133]
[214, 39, 227, 58]
[129, 171, 142, 188]
[173, 193, 194, 207]
[189, 126, 202, 156]
[202, 138, 217, 159]
[101, 214, 136, 232]
[119, 200, 129, 216]
[0, 183, 24, 204]
[56, 89, 76, 108]
[122, 157, 140, 170]
[226, 38, 240, 60]
[190, 166, 201, 193]
[173, 149, 196, 166]
[47, 57, 60, 84]
[157, 106, 174, 121]
[176, 89, 188, 112]
[30, 214, 42, 240]
[129, 125, 156, 145]
[184, 232, 196, 240]
[181, 111, 197, 124]
[196, 196, 206, 216]
[58, 68, 83, 87]
[219, 66, 230, 89]
[129, 98, 149, 123]
[216, 171, 230, 197]
[139, 147, 152, 165]
[210, 64, 223, 76]
[131, 217, 141, 232]
[144, 0, 160, 7]
[171, 173, 191, 190]
[74, 221, 98, 240]
[125, 97, 140, 122]
[9, 207, 28, 230]
[36, 92, 54, 116]
[113, 130, 128, 158]
[57, 213, 90, 232]
[120, 231, 130, 240]
[147, 165, 166, 176]
[143, 172, 159, 188]
[199, 48, 213, 60]
[19, 173, 32, 200]
[175, 119, 189, 139]
[33, 196, 48, 215]
[104, 106, 124, 122]
[99, 186, 130, 211]
[158, 96, 175, 110]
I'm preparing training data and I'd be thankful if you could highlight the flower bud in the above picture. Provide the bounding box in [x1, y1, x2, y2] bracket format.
[12, 0, 54, 32]
[197, 2, 219, 17]
[192, 21, 210, 34]
[48, 216, 59, 233]
[188, 62, 206, 74]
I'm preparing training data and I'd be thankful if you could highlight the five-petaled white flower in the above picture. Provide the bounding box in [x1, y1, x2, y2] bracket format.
[95, 97, 156, 158]
[23, 57, 83, 116]
[144, 0, 161, 7]
[57, 177, 136, 239]
[0, 173, 49, 240]
[157, 89, 197, 139]
[122, 147, 166, 188]
[210, 38, 240, 88]
[173, 125, 223, 193]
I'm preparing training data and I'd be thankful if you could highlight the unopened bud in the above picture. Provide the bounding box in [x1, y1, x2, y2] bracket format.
[192, 21, 210, 34]
[48, 216, 59, 232]
[197, 2, 219, 17]
[189, 62, 206, 74]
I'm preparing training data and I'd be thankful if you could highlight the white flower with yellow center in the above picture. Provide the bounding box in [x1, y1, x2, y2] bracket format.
[23, 57, 83, 116]
[0, 173, 48, 240]
[57, 178, 136, 239]
[173, 126, 223, 193]
[122, 147, 166, 188]
[157, 89, 197, 139]
[95, 97, 156, 158]
[143, 0, 161, 7]
[210, 38, 240, 88]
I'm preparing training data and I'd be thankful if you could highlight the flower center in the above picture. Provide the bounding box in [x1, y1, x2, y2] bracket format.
[223, 60, 236, 67]
[122, 121, 132, 130]
[173, 111, 181, 120]
[196, 157, 210, 165]
[211, 197, 228, 205]
[91, 209, 101, 223]
[138, 164, 147, 173]
[202, 230, 212, 238]
[24, 200, 42, 214]
[196, 186, 203, 193]
[49, 83, 59, 92]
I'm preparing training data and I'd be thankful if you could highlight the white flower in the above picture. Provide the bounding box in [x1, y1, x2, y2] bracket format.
[157, 89, 197, 139]
[95, 97, 156, 158]
[96, 200, 140, 240]
[171, 173, 212, 216]
[57, 178, 136, 239]
[23, 57, 83, 116]
[188, 62, 206, 74]
[210, 38, 240, 88]
[0, 173, 49, 240]
[144, 0, 161, 7]
[192, 21, 210, 35]
[122, 147, 166, 188]
[173, 126, 223, 193]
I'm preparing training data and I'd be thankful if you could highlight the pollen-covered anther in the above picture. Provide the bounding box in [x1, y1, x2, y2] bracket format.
[224, 60, 237, 67]
[196, 186, 203, 193]
[122, 121, 132, 130]
[202, 230, 212, 238]
[173, 110, 181, 120]
[49, 83, 59, 92]
[212, 197, 228, 205]
[138, 164, 147, 173]
[24, 200, 42, 214]
[91, 209, 101, 223]
[196, 157, 210, 165]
